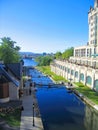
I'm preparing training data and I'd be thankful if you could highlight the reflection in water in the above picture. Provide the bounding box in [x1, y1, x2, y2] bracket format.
[23, 59, 98, 130]
[84, 105, 98, 130]
[23, 58, 37, 66]
[36, 88, 86, 130]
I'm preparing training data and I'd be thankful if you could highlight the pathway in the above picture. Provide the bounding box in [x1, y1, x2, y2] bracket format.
[20, 91, 44, 130]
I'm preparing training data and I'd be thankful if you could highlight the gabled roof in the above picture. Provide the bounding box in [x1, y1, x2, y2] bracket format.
[0, 65, 19, 87]
[5, 63, 22, 80]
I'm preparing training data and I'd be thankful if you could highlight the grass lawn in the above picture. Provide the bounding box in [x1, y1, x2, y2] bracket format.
[36, 66, 68, 82]
[74, 82, 98, 104]
[0, 109, 21, 127]
[36, 66, 98, 105]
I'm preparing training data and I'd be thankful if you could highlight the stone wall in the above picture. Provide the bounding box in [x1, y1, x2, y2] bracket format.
[50, 60, 98, 91]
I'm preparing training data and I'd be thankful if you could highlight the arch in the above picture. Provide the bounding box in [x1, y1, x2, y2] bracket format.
[94, 79, 98, 91]
[65, 67, 66, 72]
[68, 68, 70, 73]
[60, 65, 62, 69]
[80, 73, 84, 81]
[66, 67, 68, 72]
[71, 70, 74, 75]
[75, 71, 78, 78]
[60, 65, 61, 69]
[58, 64, 60, 68]
[61, 65, 64, 70]
[63, 66, 65, 70]
[86, 76, 92, 85]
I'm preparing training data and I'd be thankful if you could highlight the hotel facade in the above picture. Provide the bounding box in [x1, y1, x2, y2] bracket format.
[50, 0, 98, 91]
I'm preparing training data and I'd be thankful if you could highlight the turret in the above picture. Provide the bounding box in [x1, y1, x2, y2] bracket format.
[94, 0, 98, 8]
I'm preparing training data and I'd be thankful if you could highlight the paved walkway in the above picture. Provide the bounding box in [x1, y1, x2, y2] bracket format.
[20, 94, 44, 130]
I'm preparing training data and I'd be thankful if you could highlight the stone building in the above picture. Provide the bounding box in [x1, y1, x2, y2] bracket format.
[50, 0, 98, 91]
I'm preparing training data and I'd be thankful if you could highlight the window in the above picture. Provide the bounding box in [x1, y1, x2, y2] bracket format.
[71, 70, 74, 75]
[75, 71, 78, 78]
[68, 68, 70, 73]
[86, 76, 92, 85]
[80, 74, 84, 81]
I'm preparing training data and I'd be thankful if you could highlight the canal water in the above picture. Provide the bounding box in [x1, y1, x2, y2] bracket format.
[23, 58, 37, 66]
[24, 58, 98, 130]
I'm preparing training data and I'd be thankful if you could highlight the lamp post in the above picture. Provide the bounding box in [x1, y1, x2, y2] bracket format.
[33, 103, 35, 126]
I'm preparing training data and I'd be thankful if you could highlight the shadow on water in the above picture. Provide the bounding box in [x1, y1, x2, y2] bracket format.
[24, 59, 98, 130]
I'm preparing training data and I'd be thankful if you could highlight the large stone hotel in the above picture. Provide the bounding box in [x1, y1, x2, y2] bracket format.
[51, 0, 98, 91]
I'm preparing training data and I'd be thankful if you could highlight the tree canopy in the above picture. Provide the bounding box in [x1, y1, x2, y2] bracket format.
[54, 47, 74, 60]
[36, 55, 53, 66]
[0, 37, 21, 63]
[62, 47, 74, 59]
[54, 51, 62, 59]
[36, 47, 74, 66]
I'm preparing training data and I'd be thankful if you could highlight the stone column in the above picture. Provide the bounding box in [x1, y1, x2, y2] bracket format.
[84, 67, 87, 85]
[78, 66, 81, 82]
[91, 69, 95, 89]
[74, 48, 76, 57]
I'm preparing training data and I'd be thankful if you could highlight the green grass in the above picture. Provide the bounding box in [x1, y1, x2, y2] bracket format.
[36, 66, 98, 104]
[36, 66, 68, 82]
[74, 82, 98, 104]
[0, 109, 21, 127]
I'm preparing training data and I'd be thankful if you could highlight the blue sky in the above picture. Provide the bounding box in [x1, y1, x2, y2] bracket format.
[0, 0, 94, 53]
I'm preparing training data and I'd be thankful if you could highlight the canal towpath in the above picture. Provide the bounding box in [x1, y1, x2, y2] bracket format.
[20, 88, 44, 130]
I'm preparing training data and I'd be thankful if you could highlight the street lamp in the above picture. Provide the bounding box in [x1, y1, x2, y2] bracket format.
[33, 103, 35, 126]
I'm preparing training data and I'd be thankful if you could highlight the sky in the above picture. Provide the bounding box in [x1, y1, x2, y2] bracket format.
[0, 0, 94, 53]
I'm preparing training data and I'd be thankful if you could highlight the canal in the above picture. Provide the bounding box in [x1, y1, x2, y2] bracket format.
[24, 58, 98, 130]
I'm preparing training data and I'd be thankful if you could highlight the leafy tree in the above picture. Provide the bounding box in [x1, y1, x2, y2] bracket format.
[36, 55, 53, 66]
[62, 47, 74, 59]
[0, 37, 21, 63]
[54, 51, 62, 59]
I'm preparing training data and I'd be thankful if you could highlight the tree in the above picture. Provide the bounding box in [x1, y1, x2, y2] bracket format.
[0, 37, 21, 63]
[54, 51, 62, 59]
[36, 55, 53, 66]
[62, 47, 74, 59]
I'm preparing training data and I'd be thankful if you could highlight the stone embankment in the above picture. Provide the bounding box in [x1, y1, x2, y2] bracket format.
[65, 83, 98, 111]
[32, 88, 41, 117]
[34, 67, 98, 111]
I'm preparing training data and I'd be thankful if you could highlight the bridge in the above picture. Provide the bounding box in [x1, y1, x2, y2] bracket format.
[31, 82, 65, 87]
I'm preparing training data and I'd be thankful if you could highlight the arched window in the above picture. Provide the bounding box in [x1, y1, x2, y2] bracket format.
[60, 65, 62, 69]
[75, 71, 78, 78]
[63, 66, 65, 70]
[86, 76, 92, 85]
[68, 68, 70, 73]
[71, 70, 74, 75]
[80, 73, 84, 81]
[94, 79, 98, 91]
